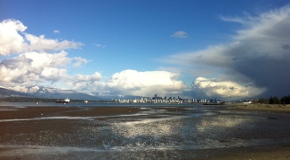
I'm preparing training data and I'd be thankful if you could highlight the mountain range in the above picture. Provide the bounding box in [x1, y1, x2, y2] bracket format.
[0, 86, 141, 100]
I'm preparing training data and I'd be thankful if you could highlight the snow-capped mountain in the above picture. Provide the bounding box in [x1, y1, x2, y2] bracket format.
[0, 87, 27, 98]
[0, 86, 101, 100]
[0, 85, 144, 101]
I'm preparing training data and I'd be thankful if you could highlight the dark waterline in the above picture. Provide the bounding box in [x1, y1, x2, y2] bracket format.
[0, 101, 216, 108]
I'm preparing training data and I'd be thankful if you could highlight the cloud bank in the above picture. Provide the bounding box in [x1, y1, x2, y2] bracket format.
[165, 5, 290, 99]
[106, 70, 186, 96]
[194, 77, 266, 99]
[0, 19, 186, 97]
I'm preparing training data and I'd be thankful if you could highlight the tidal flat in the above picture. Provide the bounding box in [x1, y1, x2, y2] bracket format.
[0, 104, 290, 160]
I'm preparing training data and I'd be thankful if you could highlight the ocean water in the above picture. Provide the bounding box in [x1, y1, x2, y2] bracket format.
[0, 101, 207, 107]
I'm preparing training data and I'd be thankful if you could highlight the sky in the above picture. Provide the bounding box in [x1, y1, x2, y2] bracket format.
[0, 0, 290, 100]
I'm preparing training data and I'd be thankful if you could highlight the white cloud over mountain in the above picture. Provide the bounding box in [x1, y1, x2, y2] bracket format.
[165, 5, 290, 98]
[0, 19, 187, 97]
[0, 51, 70, 85]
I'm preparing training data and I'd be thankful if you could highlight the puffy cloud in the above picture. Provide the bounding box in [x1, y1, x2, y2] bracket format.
[0, 19, 83, 56]
[194, 77, 265, 99]
[0, 52, 67, 85]
[25, 34, 82, 52]
[165, 5, 290, 98]
[22, 51, 71, 68]
[72, 57, 89, 68]
[41, 67, 67, 82]
[0, 19, 27, 55]
[106, 70, 186, 96]
[9, 86, 29, 93]
[95, 43, 106, 48]
[0, 50, 90, 87]
[54, 69, 186, 97]
[53, 30, 60, 34]
[74, 72, 102, 82]
[0, 55, 35, 83]
[0, 19, 89, 88]
[67, 72, 103, 91]
[170, 31, 188, 38]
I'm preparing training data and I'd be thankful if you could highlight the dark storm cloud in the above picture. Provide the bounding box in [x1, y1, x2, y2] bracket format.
[165, 5, 290, 98]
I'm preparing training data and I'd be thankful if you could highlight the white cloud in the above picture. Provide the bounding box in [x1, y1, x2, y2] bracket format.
[53, 69, 187, 97]
[170, 31, 188, 38]
[0, 19, 27, 56]
[41, 67, 67, 82]
[194, 77, 265, 99]
[0, 19, 89, 89]
[164, 5, 290, 98]
[0, 51, 70, 85]
[9, 85, 29, 93]
[72, 57, 89, 67]
[106, 70, 186, 96]
[0, 50, 91, 88]
[25, 33, 83, 52]
[53, 30, 60, 34]
[95, 43, 106, 48]
[0, 19, 83, 56]
[66, 72, 103, 92]
[22, 51, 71, 68]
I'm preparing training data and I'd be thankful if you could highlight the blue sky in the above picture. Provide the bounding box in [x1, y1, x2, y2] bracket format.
[1, 0, 290, 100]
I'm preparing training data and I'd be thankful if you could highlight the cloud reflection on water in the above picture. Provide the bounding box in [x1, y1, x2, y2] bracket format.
[196, 116, 246, 132]
[103, 113, 252, 151]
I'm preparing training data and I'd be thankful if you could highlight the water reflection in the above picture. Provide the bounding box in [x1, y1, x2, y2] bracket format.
[88, 113, 255, 151]
[90, 110, 290, 151]
[196, 116, 246, 132]
[113, 117, 184, 137]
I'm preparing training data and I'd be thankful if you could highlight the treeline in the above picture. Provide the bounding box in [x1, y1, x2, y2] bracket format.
[253, 95, 290, 104]
[0, 97, 56, 102]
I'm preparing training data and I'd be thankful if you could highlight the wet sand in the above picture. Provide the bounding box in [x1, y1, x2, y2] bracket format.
[231, 103, 290, 113]
[0, 104, 290, 159]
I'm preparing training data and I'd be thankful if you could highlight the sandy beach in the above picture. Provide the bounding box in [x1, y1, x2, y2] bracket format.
[0, 103, 290, 160]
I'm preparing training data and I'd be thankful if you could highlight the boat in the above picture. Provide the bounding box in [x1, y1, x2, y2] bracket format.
[56, 98, 70, 103]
